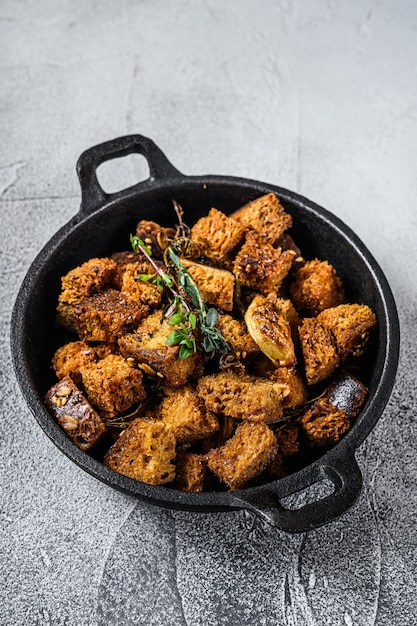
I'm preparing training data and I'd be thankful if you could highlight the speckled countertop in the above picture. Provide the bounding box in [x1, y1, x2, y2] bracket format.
[1, 1, 416, 624]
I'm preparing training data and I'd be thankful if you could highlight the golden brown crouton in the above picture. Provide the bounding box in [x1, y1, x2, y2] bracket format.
[180, 259, 235, 311]
[52, 340, 96, 384]
[244, 294, 296, 366]
[135, 220, 176, 259]
[75, 289, 149, 342]
[197, 371, 289, 422]
[190, 208, 246, 269]
[290, 259, 345, 317]
[233, 231, 296, 295]
[118, 311, 202, 387]
[266, 367, 307, 408]
[318, 303, 377, 361]
[230, 193, 292, 245]
[120, 262, 163, 309]
[299, 397, 350, 447]
[56, 257, 117, 331]
[216, 314, 259, 362]
[174, 452, 207, 492]
[159, 385, 219, 444]
[104, 418, 176, 485]
[206, 421, 278, 490]
[298, 318, 339, 385]
[111, 251, 143, 287]
[45, 376, 107, 451]
[80, 354, 146, 419]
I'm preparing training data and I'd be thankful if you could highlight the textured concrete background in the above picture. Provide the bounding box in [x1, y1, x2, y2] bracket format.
[1, 1, 416, 624]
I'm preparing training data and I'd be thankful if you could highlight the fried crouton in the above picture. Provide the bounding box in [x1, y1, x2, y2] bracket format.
[159, 385, 219, 444]
[190, 208, 246, 269]
[104, 418, 176, 485]
[120, 262, 163, 309]
[180, 259, 235, 311]
[80, 354, 146, 419]
[266, 367, 307, 408]
[174, 452, 207, 492]
[75, 289, 149, 342]
[299, 397, 350, 447]
[290, 259, 345, 317]
[56, 257, 117, 331]
[298, 318, 339, 385]
[230, 193, 292, 245]
[206, 421, 278, 490]
[216, 314, 259, 362]
[244, 294, 296, 366]
[233, 231, 296, 295]
[52, 340, 96, 385]
[318, 303, 377, 361]
[266, 422, 300, 479]
[118, 311, 202, 387]
[197, 371, 289, 422]
[45, 376, 107, 451]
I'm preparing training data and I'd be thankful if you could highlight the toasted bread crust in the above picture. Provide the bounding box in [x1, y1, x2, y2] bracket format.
[230, 193, 292, 245]
[180, 259, 235, 311]
[159, 385, 219, 444]
[206, 421, 278, 490]
[190, 208, 246, 269]
[104, 418, 176, 485]
[290, 259, 345, 316]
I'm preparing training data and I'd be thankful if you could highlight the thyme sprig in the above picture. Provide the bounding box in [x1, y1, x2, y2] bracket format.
[130, 203, 229, 359]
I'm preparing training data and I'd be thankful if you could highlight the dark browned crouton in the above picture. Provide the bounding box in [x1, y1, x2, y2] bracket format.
[80, 354, 146, 419]
[233, 231, 296, 295]
[244, 294, 296, 367]
[104, 418, 176, 485]
[290, 259, 345, 317]
[216, 314, 259, 362]
[298, 318, 339, 385]
[317, 303, 377, 361]
[266, 422, 300, 479]
[174, 452, 207, 492]
[120, 262, 163, 309]
[326, 371, 368, 420]
[230, 193, 292, 245]
[206, 421, 278, 490]
[45, 376, 107, 451]
[52, 340, 96, 385]
[75, 289, 149, 342]
[197, 371, 289, 422]
[190, 207, 246, 269]
[56, 257, 117, 331]
[118, 311, 202, 387]
[299, 397, 350, 447]
[180, 259, 235, 311]
[135, 220, 176, 259]
[266, 366, 307, 409]
[159, 385, 219, 444]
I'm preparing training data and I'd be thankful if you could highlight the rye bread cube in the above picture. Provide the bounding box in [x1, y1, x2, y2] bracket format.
[159, 385, 219, 444]
[179, 259, 235, 312]
[118, 311, 202, 387]
[56, 257, 117, 331]
[52, 340, 96, 385]
[75, 289, 149, 342]
[80, 354, 146, 419]
[298, 318, 340, 385]
[190, 207, 247, 269]
[174, 452, 207, 492]
[104, 418, 176, 485]
[290, 259, 346, 317]
[45, 376, 107, 451]
[233, 231, 296, 295]
[299, 397, 350, 447]
[197, 371, 289, 423]
[230, 193, 292, 245]
[206, 421, 278, 490]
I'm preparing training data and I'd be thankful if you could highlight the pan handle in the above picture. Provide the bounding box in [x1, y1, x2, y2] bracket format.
[76, 134, 183, 215]
[231, 454, 363, 533]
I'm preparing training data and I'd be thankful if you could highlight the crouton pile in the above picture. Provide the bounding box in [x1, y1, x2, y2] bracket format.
[45, 193, 376, 491]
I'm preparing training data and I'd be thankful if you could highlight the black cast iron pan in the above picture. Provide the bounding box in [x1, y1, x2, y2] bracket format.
[11, 134, 400, 533]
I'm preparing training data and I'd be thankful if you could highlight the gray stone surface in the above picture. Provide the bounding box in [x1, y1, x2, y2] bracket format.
[1, 1, 416, 624]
